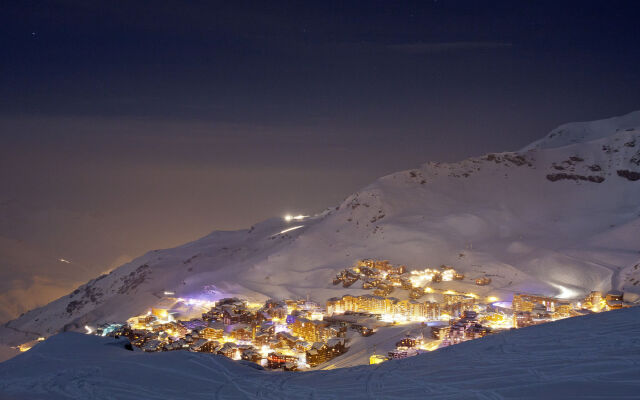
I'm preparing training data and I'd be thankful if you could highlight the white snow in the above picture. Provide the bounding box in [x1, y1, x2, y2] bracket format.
[1, 110, 639, 352]
[522, 110, 640, 151]
[1, 307, 639, 399]
[311, 322, 434, 370]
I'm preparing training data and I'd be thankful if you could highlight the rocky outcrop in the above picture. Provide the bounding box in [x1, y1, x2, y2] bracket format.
[546, 173, 605, 183]
[616, 170, 640, 181]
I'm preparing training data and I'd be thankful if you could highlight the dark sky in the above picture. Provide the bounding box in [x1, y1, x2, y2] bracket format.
[1, 0, 639, 321]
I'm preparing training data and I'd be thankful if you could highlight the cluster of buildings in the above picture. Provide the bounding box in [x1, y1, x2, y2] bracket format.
[327, 294, 441, 322]
[583, 290, 628, 311]
[109, 297, 358, 370]
[369, 311, 494, 365]
[437, 310, 491, 345]
[93, 257, 636, 371]
[369, 331, 432, 365]
[333, 259, 407, 297]
[325, 290, 490, 324]
[512, 290, 632, 328]
[512, 293, 572, 328]
[373, 309, 492, 366]
[332, 259, 492, 299]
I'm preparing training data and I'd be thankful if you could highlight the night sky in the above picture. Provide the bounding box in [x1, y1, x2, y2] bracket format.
[1, 1, 639, 321]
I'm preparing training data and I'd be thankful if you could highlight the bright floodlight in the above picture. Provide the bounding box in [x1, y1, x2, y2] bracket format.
[284, 214, 307, 222]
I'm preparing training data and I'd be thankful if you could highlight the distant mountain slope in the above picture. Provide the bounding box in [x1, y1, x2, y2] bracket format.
[522, 110, 640, 150]
[2, 111, 639, 346]
[1, 306, 639, 399]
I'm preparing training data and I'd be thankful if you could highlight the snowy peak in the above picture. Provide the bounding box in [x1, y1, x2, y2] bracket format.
[522, 110, 640, 151]
[2, 111, 640, 347]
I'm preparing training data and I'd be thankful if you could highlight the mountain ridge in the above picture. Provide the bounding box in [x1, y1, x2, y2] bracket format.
[2, 110, 639, 347]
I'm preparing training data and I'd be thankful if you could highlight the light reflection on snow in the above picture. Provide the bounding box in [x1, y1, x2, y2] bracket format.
[278, 225, 304, 235]
[549, 282, 580, 299]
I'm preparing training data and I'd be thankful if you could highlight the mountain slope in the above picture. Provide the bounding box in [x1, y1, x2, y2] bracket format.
[1, 306, 639, 399]
[2, 111, 640, 346]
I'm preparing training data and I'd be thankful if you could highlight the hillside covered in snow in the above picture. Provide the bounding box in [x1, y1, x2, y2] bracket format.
[1, 305, 639, 399]
[2, 111, 640, 347]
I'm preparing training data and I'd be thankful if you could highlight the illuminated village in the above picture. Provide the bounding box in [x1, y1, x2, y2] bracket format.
[87, 259, 634, 370]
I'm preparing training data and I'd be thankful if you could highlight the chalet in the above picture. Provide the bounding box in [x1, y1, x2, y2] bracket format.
[189, 338, 209, 352]
[606, 291, 624, 309]
[198, 321, 225, 340]
[475, 277, 492, 286]
[431, 323, 450, 339]
[274, 332, 298, 349]
[241, 348, 261, 363]
[217, 342, 238, 359]
[266, 352, 298, 369]
[305, 342, 329, 366]
[230, 323, 253, 341]
[291, 318, 330, 343]
[223, 308, 252, 325]
[141, 339, 162, 352]
[305, 338, 347, 366]
[253, 332, 271, 347]
[396, 336, 416, 348]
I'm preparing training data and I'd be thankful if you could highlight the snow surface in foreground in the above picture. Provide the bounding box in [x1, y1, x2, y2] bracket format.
[1, 306, 639, 399]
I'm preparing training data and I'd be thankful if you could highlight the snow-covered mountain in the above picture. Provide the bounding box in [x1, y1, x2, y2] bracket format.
[2, 111, 640, 346]
[2, 305, 639, 399]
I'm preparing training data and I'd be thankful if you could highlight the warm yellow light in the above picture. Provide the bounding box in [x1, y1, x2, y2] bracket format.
[310, 312, 324, 321]
[369, 354, 387, 365]
[419, 341, 441, 351]
[487, 296, 499, 302]
[380, 314, 394, 322]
